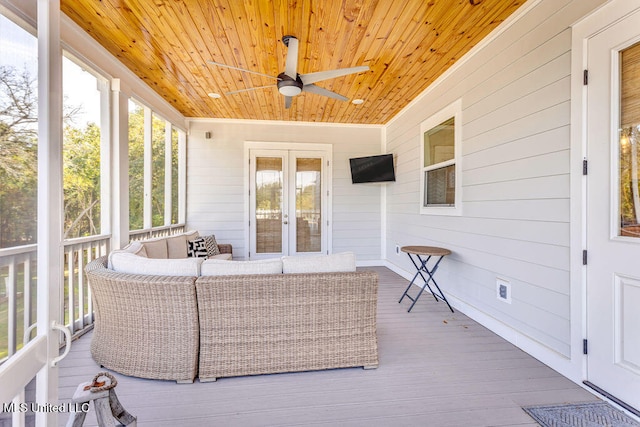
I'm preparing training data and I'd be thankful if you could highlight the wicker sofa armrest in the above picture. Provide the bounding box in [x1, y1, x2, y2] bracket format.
[86, 256, 199, 383]
[217, 243, 232, 254]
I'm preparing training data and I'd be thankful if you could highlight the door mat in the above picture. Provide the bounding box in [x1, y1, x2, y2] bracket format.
[523, 402, 640, 427]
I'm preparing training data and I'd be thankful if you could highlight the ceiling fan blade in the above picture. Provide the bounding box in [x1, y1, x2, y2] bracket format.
[225, 85, 276, 95]
[284, 96, 293, 109]
[207, 61, 279, 80]
[302, 84, 348, 101]
[284, 36, 299, 80]
[299, 65, 369, 85]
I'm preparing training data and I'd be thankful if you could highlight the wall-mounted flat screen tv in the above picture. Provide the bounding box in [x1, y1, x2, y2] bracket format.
[349, 154, 396, 184]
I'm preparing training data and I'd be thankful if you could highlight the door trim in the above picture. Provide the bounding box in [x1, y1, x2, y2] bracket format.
[244, 141, 332, 260]
[571, 0, 640, 385]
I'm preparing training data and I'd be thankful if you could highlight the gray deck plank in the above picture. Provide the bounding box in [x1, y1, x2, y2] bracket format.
[54, 266, 598, 426]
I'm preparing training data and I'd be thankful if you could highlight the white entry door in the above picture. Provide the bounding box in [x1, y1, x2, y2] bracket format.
[249, 148, 330, 259]
[586, 5, 640, 412]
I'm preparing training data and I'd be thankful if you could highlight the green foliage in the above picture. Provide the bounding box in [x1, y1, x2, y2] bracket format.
[620, 126, 640, 227]
[171, 129, 179, 223]
[151, 113, 166, 227]
[0, 66, 38, 248]
[63, 122, 101, 238]
[256, 181, 282, 213]
[128, 105, 145, 230]
[1, 66, 181, 247]
[127, 106, 177, 229]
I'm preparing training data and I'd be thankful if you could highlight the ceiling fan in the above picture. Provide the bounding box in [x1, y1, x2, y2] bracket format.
[208, 35, 369, 109]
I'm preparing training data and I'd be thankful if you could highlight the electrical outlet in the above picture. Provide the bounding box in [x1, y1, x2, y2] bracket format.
[496, 278, 511, 304]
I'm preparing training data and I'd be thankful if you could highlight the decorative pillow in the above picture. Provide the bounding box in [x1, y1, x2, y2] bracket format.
[282, 252, 356, 274]
[201, 258, 283, 276]
[187, 238, 208, 258]
[187, 235, 220, 258]
[203, 235, 220, 256]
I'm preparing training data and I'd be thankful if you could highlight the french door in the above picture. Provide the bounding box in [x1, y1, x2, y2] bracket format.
[585, 3, 640, 412]
[249, 147, 330, 259]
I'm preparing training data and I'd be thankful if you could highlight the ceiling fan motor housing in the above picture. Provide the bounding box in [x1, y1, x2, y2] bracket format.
[277, 72, 303, 97]
[282, 35, 296, 46]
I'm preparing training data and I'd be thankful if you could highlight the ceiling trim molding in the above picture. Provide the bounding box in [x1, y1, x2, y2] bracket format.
[385, 0, 544, 128]
[186, 117, 385, 130]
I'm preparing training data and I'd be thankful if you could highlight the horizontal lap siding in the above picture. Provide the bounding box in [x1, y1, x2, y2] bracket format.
[186, 132, 245, 254]
[187, 121, 383, 260]
[385, 0, 605, 357]
[331, 130, 385, 259]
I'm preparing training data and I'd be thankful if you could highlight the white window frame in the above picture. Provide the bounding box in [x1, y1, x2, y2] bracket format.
[419, 99, 462, 215]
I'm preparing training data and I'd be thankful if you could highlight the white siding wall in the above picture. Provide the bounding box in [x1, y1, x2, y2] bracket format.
[187, 120, 383, 261]
[385, 0, 605, 361]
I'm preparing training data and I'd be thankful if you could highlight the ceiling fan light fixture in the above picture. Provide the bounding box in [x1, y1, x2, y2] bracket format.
[279, 85, 302, 97]
[277, 72, 303, 97]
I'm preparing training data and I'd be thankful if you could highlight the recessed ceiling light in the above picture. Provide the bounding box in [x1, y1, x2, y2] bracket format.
[352, 99, 364, 105]
[208, 92, 221, 99]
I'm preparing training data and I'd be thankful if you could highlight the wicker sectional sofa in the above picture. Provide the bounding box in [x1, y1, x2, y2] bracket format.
[85, 245, 379, 383]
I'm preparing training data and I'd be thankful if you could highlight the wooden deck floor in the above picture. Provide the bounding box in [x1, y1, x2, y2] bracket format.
[55, 267, 598, 426]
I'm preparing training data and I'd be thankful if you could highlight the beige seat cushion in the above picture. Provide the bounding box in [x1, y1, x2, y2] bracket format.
[141, 231, 199, 259]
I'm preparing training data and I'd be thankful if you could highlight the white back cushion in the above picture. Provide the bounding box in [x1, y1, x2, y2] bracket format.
[107, 241, 147, 270]
[208, 253, 233, 261]
[282, 252, 356, 274]
[110, 252, 204, 276]
[200, 258, 282, 276]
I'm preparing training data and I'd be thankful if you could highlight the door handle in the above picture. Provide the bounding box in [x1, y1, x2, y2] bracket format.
[51, 321, 71, 367]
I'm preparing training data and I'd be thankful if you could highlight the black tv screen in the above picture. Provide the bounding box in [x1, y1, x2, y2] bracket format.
[349, 154, 396, 184]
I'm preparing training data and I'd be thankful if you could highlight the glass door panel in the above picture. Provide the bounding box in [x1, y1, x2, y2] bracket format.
[619, 41, 640, 238]
[295, 158, 322, 253]
[255, 157, 284, 253]
[249, 147, 329, 259]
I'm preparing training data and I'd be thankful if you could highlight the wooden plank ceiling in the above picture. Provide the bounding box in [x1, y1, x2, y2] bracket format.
[61, 0, 525, 124]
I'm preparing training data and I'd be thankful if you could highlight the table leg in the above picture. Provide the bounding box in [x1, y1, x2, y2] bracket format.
[422, 257, 454, 313]
[399, 253, 454, 313]
[398, 255, 432, 310]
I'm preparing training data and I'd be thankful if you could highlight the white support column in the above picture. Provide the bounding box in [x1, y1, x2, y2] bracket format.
[178, 129, 187, 225]
[98, 78, 111, 237]
[36, 0, 63, 424]
[143, 106, 152, 230]
[164, 121, 172, 225]
[110, 79, 130, 249]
